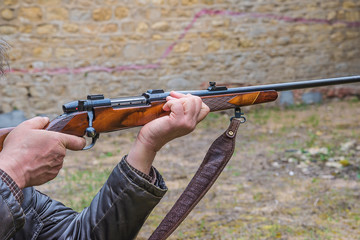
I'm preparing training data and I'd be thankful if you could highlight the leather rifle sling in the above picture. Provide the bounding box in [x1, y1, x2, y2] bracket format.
[149, 117, 242, 240]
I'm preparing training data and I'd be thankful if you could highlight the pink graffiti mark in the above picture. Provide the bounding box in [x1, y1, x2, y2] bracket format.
[9, 8, 360, 75]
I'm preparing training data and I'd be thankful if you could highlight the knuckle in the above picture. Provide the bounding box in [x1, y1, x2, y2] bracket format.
[49, 172, 58, 181]
[183, 119, 196, 131]
[56, 152, 65, 160]
[55, 162, 63, 171]
[194, 96, 202, 102]
[56, 134, 66, 144]
[204, 104, 210, 112]
[193, 96, 203, 106]
[55, 153, 65, 163]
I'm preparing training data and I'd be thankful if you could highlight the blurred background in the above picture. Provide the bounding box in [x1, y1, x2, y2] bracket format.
[0, 0, 359, 117]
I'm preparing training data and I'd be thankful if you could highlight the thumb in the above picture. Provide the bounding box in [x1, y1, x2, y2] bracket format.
[59, 133, 86, 151]
[18, 117, 49, 130]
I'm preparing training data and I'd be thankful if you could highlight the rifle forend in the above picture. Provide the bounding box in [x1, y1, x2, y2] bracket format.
[0, 75, 359, 151]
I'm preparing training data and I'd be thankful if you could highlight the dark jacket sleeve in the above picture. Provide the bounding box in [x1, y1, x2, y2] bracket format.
[0, 180, 25, 240]
[34, 158, 167, 240]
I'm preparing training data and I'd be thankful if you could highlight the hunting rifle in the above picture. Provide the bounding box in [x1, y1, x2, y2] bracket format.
[0, 75, 359, 240]
[0, 75, 359, 151]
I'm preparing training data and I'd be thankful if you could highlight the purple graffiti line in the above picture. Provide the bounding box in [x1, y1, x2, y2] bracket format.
[10, 63, 160, 75]
[158, 9, 360, 62]
[9, 8, 360, 75]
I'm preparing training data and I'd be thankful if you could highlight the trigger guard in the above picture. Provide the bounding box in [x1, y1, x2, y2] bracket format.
[83, 133, 100, 150]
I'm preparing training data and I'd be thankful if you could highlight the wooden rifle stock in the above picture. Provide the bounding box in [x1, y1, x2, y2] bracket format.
[0, 90, 278, 151]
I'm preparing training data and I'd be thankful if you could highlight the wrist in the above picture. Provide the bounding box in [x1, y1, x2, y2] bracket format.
[136, 128, 168, 153]
[0, 156, 26, 189]
[127, 137, 157, 175]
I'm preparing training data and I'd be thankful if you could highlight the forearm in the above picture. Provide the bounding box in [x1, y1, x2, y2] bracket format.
[36, 157, 167, 240]
[87, 158, 167, 239]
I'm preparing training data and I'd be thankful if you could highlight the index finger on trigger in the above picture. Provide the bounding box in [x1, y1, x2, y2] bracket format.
[58, 133, 86, 151]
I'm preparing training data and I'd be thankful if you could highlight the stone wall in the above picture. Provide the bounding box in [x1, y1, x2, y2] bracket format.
[0, 0, 359, 116]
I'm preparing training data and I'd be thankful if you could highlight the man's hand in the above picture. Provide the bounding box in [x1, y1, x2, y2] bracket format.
[127, 92, 210, 174]
[0, 117, 86, 189]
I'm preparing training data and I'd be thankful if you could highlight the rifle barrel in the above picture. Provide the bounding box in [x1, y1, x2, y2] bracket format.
[177, 75, 360, 98]
[235, 75, 360, 93]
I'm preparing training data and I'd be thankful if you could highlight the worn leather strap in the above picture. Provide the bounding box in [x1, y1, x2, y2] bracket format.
[149, 118, 241, 240]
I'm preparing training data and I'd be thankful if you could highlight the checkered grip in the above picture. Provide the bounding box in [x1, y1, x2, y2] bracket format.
[202, 95, 237, 111]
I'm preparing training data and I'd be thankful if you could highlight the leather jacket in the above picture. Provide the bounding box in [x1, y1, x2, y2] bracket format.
[0, 158, 167, 240]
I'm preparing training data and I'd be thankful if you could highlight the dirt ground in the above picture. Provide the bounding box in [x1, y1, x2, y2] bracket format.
[38, 98, 360, 240]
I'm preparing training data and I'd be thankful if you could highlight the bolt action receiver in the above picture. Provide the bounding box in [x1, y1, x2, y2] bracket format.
[81, 95, 104, 150]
